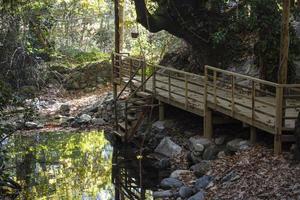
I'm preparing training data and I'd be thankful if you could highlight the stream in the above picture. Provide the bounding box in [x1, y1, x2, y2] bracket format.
[3, 131, 158, 200]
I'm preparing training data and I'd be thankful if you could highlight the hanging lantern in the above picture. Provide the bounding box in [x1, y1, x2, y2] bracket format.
[131, 24, 139, 38]
[131, 31, 139, 38]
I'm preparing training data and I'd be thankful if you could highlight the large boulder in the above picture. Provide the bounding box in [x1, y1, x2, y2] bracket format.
[154, 137, 182, 157]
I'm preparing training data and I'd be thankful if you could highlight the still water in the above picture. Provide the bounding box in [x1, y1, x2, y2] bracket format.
[0, 131, 160, 200]
[4, 131, 156, 200]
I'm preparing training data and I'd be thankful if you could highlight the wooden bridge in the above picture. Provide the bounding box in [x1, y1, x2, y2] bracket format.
[112, 52, 300, 154]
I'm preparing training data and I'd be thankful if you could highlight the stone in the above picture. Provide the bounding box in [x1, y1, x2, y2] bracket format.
[189, 136, 212, 151]
[214, 136, 226, 145]
[190, 161, 211, 177]
[190, 152, 202, 164]
[195, 175, 214, 191]
[221, 170, 240, 183]
[59, 104, 70, 116]
[184, 130, 198, 137]
[91, 118, 106, 126]
[170, 170, 191, 179]
[179, 186, 194, 198]
[202, 145, 220, 160]
[153, 190, 174, 198]
[76, 114, 92, 124]
[160, 178, 183, 189]
[226, 139, 251, 152]
[25, 122, 39, 129]
[187, 191, 205, 200]
[154, 137, 182, 157]
[217, 151, 226, 158]
[152, 120, 166, 133]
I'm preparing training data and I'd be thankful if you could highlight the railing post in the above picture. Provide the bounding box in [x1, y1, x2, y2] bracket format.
[141, 59, 146, 91]
[231, 75, 235, 116]
[168, 71, 171, 103]
[204, 66, 213, 139]
[112, 53, 118, 131]
[213, 70, 217, 107]
[274, 85, 283, 155]
[152, 65, 156, 96]
[129, 59, 133, 91]
[185, 74, 188, 109]
[125, 101, 128, 141]
[251, 80, 255, 125]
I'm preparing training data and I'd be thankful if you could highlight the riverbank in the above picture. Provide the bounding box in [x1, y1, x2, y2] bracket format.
[1, 74, 300, 199]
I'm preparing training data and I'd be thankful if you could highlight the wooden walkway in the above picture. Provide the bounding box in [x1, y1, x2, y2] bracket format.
[112, 53, 300, 154]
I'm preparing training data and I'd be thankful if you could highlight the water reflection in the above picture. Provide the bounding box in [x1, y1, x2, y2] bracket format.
[4, 131, 160, 200]
[5, 131, 114, 200]
[112, 146, 160, 200]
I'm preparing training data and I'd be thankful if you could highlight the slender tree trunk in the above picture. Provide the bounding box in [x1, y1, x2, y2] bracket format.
[278, 0, 290, 84]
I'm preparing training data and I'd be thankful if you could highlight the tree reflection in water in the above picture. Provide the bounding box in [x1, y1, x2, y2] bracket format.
[5, 131, 114, 200]
[4, 131, 161, 200]
[112, 145, 160, 200]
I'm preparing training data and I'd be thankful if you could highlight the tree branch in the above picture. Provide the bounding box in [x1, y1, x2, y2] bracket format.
[132, 0, 168, 33]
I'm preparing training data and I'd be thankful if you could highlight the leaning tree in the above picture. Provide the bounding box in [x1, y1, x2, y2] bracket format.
[131, 0, 300, 81]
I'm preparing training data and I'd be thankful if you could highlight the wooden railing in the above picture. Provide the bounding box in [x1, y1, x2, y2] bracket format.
[204, 65, 300, 133]
[150, 63, 205, 112]
[112, 53, 300, 136]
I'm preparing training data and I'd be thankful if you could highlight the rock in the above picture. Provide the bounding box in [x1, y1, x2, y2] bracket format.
[202, 145, 220, 160]
[170, 170, 191, 179]
[160, 178, 183, 189]
[184, 130, 198, 137]
[179, 186, 194, 198]
[221, 170, 240, 183]
[91, 118, 106, 126]
[153, 190, 174, 198]
[214, 136, 226, 145]
[226, 139, 251, 152]
[194, 175, 213, 191]
[217, 151, 226, 158]
[76, 114, 92, 124]
[189, 136, 212, 151]
[190, 152, 202, 164]
[59, 104, 70, 116]
[155, 137, 182, 157]
[190, 161, 211, 177]
[25, 121, 41, 129]
[152, 120, 167, 136]
[187, 191, 205, 200]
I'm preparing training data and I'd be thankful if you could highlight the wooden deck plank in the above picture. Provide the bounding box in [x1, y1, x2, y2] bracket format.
[120, 67, 299, 134]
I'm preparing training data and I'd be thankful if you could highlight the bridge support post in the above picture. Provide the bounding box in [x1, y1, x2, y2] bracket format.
[274, 134, 282, 155]
[159, 101, 165, 121]
[250, 127, 257, 144]
[204, 108, 213, 139]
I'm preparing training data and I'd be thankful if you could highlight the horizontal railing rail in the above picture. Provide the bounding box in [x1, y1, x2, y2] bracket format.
[112, 52, 300, 136]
